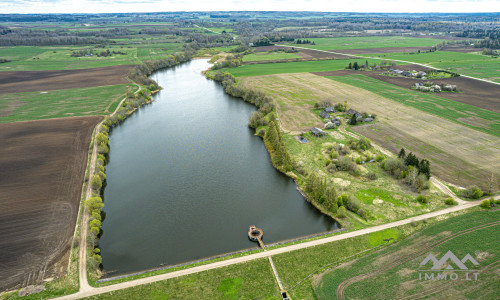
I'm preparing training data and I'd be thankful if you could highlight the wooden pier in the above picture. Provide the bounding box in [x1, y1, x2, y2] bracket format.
[248, 225, 265, 250]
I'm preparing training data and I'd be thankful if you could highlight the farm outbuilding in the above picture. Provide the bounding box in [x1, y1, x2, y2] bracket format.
[319, 111, 330, 119]
[324, 107, 336, 113]
[311, 127, 327, 136]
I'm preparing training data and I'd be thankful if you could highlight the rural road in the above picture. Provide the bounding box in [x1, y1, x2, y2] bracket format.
[75, 82, 142, 294]
[57, 199, 485, 299]
[277, 44, 500, 86]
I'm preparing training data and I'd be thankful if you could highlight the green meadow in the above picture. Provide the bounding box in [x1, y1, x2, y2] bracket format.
[0, 84, 131, 123]
[0, 42, 184, 71]
[242, 52, 302, 62]
[227, 58, 390, 77]
[283, 36, 445, 50]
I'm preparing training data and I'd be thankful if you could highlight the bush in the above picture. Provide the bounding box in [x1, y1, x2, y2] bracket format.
[337, 206, 347, 218]
[375, 154, 385, 162]
[345, 196, 361, 213]
[330, 150, 339, 159]
[91, 175, 102, 190]
[366, 171, 377, 180]
[444, 198, 457, 205]
[416, 194, 429, 204]
[357, 208, 368, 220]
[462, 185, 483, 199]
[355, 157, 363, 164]
[325, 159, 331, 166]
[480, 199, 491, 209]
[336, 156, 358, 175]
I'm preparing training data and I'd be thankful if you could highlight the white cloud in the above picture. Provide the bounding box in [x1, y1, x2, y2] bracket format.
[0, 0, 498, 13]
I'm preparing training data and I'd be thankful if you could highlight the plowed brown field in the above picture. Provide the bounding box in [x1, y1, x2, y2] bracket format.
[0, 65, 134, 94]
[0, 116, 101, 291]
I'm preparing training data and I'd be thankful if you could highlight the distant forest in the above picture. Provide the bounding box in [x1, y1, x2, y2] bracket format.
[0, 12, 498, 48]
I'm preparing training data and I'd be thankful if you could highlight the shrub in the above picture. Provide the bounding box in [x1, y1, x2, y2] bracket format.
[357, 208, 368, 220]
[345, 196, 361, 213]
[416, 194, 429, 204]
[325, 159, 331, 166]
[337, 206, 347, 218]
[95, 132, 109, 145]
[444, 198, 457, 205]
[91, 175, 102, 190]
[330, 150, 339, 159]
[336, 156, 358, 175]
[383, 158, 405, 175]
[355, 157, 363, 164]
[366, 171, 377, 180]
[480, 199, 491, 209]
[462, 185, 483, 199]
[375, 154, 385, 162]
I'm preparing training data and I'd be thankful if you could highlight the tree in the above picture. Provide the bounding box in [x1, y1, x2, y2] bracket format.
[353, 62, 359, 70]
[91, 174, 102, 190]
[398, 148, 406, 159]
[337, 206, 347, 218]
[347, 62, 352, 69]
[419, 159, 431, 179]
[486, 173, 498, 194]
[85, 196, 104, 212]
[264, 121, 279, 150]
[350, 114, 357, 125]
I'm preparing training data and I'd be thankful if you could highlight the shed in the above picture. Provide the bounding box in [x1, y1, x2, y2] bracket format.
[324, 107, 336, 113]
[346, 108, 358, 115]
[319, 111, 330, 119]
[363, 118, 374, 122]
[311, 127, 327, 136]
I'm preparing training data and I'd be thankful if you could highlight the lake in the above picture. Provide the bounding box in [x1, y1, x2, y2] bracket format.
[99, 59, 338, 277]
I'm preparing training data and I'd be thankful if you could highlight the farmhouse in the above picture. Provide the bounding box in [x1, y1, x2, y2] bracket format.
[311, 127, 327, 136]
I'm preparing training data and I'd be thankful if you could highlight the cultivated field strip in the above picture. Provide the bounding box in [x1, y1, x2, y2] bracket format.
[335, 221, 500, 299]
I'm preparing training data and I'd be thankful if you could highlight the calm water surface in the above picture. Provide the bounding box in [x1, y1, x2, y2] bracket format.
[100, 59, 338, 276]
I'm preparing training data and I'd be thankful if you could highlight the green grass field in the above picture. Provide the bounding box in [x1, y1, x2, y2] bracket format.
[88, 259, 280, 299]
[327, 75, 500, 137]
[314, 209, 499, 299]
[242, 52, 302, 62]
[0, 84, 131, 123]
[227, 58, 390, 77]
[0, 42, 184, 71]
[360, 51, 500, 82]
[283, 36, 445, 50]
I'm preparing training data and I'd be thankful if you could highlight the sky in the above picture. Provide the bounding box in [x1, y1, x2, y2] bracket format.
[0, 0, 499, 14]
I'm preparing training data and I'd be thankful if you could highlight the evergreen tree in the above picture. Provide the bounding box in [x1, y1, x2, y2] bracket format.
[347, 62, 352, 69]
[353, 62, 359, 70]
[419, 159, 431, 179]
[350, 114, 357, 125]
[398, 148, 406, 159]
